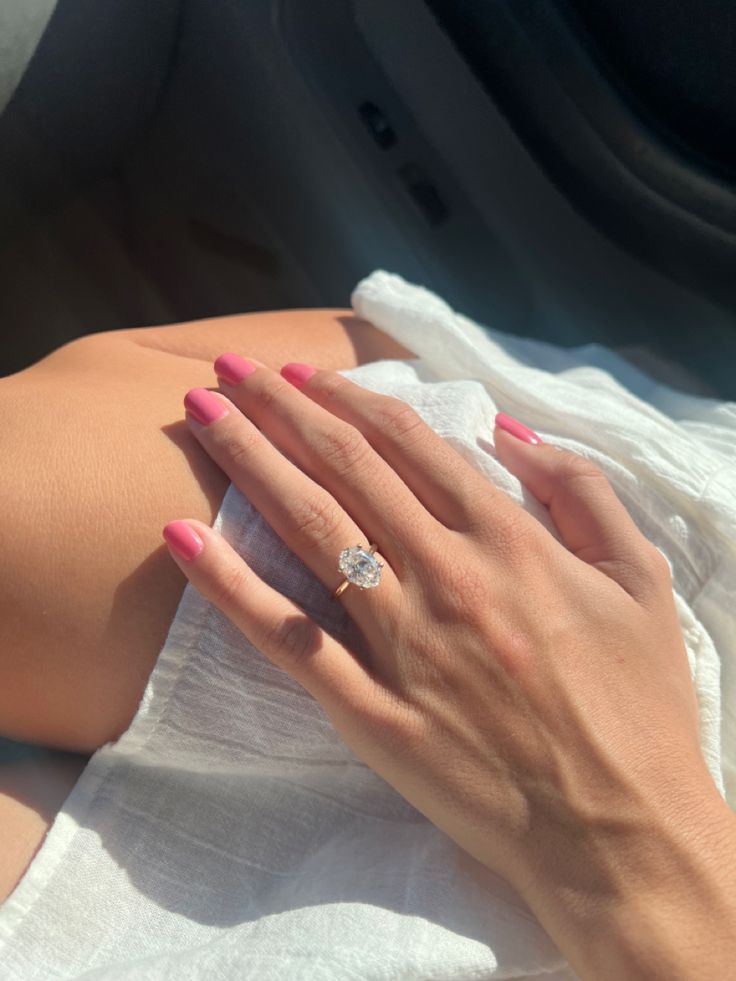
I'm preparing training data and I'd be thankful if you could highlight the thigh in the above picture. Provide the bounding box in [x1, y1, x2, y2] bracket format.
[0, 309, 410, 753]
[0, 745, 89, 906]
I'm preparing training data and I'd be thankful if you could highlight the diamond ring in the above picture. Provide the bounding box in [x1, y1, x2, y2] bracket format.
[331, 544, 384, 600]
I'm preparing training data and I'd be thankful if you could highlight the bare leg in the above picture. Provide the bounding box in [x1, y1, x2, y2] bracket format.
[0, 308, 411, 904]
[0, 747, 90, 906]
[0, 308, 410, 751]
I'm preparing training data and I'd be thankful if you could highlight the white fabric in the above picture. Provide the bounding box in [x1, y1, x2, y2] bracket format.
[1, 270, 734, 979]
[0, 0, 57, 114]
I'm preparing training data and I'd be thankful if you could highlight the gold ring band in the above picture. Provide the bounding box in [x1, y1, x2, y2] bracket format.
[331, 578, 353, 600]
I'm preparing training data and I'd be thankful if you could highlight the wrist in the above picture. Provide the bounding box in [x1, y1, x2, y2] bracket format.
[518, 779, 736, 981]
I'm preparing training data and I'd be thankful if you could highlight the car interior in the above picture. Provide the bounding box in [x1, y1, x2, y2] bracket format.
[1, 0, 735, 769]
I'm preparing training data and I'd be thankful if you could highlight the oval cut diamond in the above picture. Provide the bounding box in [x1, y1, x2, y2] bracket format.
[338, 545, 383, 589]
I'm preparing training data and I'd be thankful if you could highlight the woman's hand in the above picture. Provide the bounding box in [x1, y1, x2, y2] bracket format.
[163, 355, 736, 980]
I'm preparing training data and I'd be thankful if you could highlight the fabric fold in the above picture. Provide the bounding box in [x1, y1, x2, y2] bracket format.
[1, 271, 732, 979]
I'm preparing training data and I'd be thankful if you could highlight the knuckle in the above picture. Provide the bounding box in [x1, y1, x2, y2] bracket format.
[253, 378, 292, 415]
[492, 507, 536, 554]
[641, 542, 672, 583]
[424, 550, 491, 620]
[363, 690, 428, 752]
[263, 615, 320, 669]
[289, 495, 344, 549]
[371, 398, 425, 444]
[318, 372, 352, 408]
[465, 487, 503, 529]
[210, 563, 251, 610]
[216, 428, 261, 468]
[447, 565, 492, 619]
[555, 453, 608, 490]
[315, 424, 371, 475]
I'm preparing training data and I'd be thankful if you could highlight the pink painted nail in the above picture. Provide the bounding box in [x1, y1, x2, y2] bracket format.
[214, 353, 258, 386]
[495, 412, 542, 445]
[163, 520, 204, 561]
[184, 388, 229, 426]
[281, 362, 317, 389]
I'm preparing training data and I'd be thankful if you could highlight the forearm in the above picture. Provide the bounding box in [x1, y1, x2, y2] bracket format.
[523, 780, 736, 980]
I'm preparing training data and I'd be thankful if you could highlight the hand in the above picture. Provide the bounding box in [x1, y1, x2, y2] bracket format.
[163, 355, 736, 979]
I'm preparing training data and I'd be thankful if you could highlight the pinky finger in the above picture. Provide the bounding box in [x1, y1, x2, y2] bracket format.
[162, 519, 377, 716]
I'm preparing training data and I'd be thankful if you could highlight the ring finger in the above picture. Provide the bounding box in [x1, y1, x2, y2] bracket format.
[182, 386, 402, 632]
[213, 356, 441, 569]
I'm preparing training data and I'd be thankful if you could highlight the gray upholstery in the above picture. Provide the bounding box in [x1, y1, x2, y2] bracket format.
[0, 0, 57, 114]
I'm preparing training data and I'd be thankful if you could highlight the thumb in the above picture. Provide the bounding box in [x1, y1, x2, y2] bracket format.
[493, 413, 668, 600]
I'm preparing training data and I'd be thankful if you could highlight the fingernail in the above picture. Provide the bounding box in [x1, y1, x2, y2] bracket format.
[495, 412, 542, 445]
[214, 353, 258, 386]
[163, 520, 204, 561]
[281, 363, 317, 389]
[184, 388, 229, 426]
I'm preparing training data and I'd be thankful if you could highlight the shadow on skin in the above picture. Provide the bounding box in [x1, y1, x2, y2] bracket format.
[0, 740, 91, 893]
[0, 744, 89, 815]
[337, 315, 415, 366]
[160, 417, 231, 512]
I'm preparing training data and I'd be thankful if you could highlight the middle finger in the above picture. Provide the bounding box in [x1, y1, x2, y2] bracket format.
[213, 357, 439, 568]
